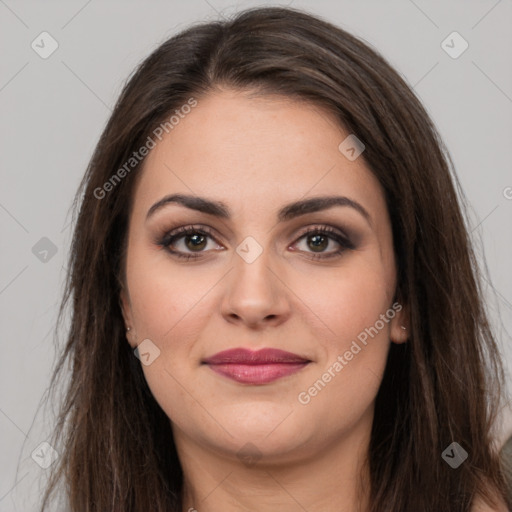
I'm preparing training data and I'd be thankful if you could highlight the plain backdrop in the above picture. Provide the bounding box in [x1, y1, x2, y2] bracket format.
[1, 1, 511, 510]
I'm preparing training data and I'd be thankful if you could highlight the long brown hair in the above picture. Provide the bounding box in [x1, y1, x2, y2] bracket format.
[40, 6, 509, 511]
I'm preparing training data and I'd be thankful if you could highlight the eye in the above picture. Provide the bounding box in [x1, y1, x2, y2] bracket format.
[157, 225, 223, 260]
[292, 225, 355, 260]
[156, 224, 355, 261]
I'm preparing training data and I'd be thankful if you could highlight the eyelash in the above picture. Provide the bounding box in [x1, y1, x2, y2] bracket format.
[156, 224, 355, 261]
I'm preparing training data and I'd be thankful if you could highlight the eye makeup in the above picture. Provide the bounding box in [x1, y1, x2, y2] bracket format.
[153, 222, 357, 262]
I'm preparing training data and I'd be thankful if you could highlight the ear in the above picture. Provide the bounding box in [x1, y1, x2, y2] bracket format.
[389, 300, 409, 344]
[119, 287, 136, 348]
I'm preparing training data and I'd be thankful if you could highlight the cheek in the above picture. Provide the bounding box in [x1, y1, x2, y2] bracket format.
[125, 249, 218, 396]
[294, 273, 392, 427]
[295, 256, 394, 347]
[127, 249, 216, 341]
[292, 255, 394, 406]
[125, 255, 211, 422]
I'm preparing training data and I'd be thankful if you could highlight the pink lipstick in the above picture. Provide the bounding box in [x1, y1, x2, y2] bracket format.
[202, 348, 310, 384]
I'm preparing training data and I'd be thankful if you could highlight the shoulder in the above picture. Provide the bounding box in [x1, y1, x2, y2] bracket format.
[471, 493, 509, 512]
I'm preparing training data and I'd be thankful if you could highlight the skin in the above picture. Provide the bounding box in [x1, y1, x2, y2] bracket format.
[120, 88, 412, 512]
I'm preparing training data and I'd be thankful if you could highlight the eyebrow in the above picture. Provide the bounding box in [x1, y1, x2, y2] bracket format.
[146, 193, 372, 225]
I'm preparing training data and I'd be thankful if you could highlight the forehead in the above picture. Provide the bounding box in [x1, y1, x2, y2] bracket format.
[132, 90, 387, 224]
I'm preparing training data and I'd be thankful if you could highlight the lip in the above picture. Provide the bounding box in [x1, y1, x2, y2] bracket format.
[202, 348, 311, 385]
[203, 348, 310, 365]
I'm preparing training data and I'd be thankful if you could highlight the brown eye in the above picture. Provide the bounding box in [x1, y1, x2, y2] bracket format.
[185, 234, 207, 251]
[307, 233, 329, 252]
[157, 225, 224, 260]
[293, 226, 355, 260]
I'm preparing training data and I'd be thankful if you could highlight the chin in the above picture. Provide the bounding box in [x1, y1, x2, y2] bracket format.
[203, 415, 316, 462]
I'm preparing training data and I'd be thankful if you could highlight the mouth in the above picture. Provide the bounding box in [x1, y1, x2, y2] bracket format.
[202, 348, 311, 385]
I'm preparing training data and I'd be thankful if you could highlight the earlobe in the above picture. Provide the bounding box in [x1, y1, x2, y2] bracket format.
[390, 302, 409, 344]
[119, 288, 136, 347]
[125, 326, 136, 348]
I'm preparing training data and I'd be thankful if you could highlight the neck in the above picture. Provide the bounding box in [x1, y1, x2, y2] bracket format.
[175, 409, 372, 512]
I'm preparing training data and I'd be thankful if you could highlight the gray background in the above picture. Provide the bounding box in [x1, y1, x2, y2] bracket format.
[1, 1, 511, 510]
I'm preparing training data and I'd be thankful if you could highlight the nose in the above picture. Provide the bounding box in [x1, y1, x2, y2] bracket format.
[221, 248, 291, 329]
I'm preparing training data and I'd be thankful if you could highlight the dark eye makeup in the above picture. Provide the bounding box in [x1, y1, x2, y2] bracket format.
[153, 223, 357, 262]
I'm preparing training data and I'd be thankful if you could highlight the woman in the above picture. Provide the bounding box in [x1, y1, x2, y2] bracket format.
[40, 6, 510, 511]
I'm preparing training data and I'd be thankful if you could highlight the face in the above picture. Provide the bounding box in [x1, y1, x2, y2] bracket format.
[120, 89, 407, 465]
